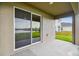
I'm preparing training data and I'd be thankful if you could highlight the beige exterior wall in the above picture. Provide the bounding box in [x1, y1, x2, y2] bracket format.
[42, 17, 55, 43]
[0, 3, 55, 55]
[0, 3, 14, 56]
[71, 2, 79, 45]
[75, 3, 79, 45]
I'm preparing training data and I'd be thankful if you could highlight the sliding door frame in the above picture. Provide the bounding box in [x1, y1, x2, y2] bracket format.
[13, 6, 42, 51]
[31, 12, 42, 44]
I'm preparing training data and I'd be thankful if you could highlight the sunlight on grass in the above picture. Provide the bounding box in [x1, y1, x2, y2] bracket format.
[56, 31, 72, 42]
[32, 32, 40, 38]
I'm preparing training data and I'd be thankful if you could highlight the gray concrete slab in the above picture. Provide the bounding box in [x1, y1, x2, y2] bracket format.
[13, 39, 79, 56]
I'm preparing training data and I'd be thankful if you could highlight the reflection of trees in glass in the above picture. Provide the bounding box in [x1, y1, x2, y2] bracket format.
[32, 14, 41, 43]
[32, 22, 40, 39]
[32, 27, 40, 32]
[15, 8, 31, 48]
[34, 27, 38, 32]
[38, 27, 40, 32]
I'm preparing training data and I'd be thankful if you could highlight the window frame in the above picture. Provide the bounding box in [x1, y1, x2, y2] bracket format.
[13, 6, 42, 51]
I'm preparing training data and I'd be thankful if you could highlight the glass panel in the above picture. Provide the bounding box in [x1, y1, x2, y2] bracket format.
[15, 8, 31, 49]
[32, 14, 41, 43]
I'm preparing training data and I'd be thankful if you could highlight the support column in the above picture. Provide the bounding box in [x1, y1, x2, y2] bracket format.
[0, 3, 14, 56]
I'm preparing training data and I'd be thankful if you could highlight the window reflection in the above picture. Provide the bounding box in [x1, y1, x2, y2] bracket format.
[32, 14, 41, 43]
[15, 9, 31, 48]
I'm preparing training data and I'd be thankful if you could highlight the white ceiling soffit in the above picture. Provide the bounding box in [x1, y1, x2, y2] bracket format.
[26, 2, 73, 16]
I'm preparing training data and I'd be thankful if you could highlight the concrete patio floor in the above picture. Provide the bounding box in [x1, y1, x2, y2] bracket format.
[12, 39, 79, 56]
[15, 38, 40, 48]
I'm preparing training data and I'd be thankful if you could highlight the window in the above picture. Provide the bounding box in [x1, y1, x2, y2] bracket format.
[15, 8, 41, 49]
[32, 14, 41, 43]
[15, 8, 31, 48]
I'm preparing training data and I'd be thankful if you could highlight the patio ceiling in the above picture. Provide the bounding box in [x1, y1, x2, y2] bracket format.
[26, 2, 74, 18]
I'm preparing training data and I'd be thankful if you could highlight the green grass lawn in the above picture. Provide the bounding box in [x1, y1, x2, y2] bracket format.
[56, 31, 72, 42]
[32, 32, 40, 38]
[16, 31, 72, 42]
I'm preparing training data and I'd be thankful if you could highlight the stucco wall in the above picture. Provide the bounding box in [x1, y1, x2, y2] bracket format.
[69, 3, 78, 45]
[0, 3, 55, 56]
[42, 17, 55, 43]
[0, 3, 14, 56]
[75, 13, 79, 45]
[73, 3, 79, 45]
[75, 2, 79, 45]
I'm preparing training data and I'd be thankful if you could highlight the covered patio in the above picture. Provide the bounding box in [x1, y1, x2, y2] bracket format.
[0, 2, 79, 56]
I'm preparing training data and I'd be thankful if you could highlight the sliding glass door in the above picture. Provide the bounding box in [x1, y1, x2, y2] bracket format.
[32, 14, 41, 43]
[15, 8, 31, 48]
[15, 8, 41, 49]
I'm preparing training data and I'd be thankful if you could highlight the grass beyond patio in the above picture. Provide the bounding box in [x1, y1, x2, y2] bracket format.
[56, 31, 72, 42]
